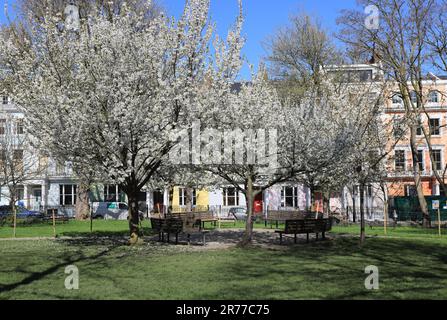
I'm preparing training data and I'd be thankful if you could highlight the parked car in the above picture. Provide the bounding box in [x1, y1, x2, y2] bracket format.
[91, 202, 144, 220]
[0, 205, 42, 219]
[229, 207, 248, 220]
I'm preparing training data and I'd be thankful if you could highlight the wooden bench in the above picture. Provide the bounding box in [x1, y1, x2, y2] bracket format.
[195, 211, 218, 230]
[275, 219, 332, 244]
[183, 213, 210, 245]
[150, 215, 209, 245]
[264, 211, 306, 228]
[150, 217, 165, 241]
[42, 215, 70, 224]
[150, 217, 183, 244]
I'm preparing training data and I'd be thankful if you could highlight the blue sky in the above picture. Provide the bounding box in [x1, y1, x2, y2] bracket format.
[0, 0, 360, 78]
[161, 0, 359, 77]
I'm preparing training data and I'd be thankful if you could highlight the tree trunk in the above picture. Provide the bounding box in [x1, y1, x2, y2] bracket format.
[308, 186, 315, 212]
[185, 188, 193, 212]
[75, 181, 90, 220]
[126, 189, 141, 245]
[241, 176, 255, 246]
[359, 182, 365, 244]
[168, 185, 174, 215]
[409, 125, 430, 228]
[323, 191, 330, 217]
[352, 192, 356, 223]
[11, 198, 17, 238]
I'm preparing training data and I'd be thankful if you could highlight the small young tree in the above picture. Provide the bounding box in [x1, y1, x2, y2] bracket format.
[0, 113, 43, 236]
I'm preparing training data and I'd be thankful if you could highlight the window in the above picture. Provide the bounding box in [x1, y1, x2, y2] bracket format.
[393, 117, 405, 138]
[0, 119, 5, 135]
[416, 119, 423, 136]
[428, 91, 439, 103]
[104, 185, 125, 202]
[55, 161, 66, 175]
[395, 150, 406, 171]
[281, 186, 298, 208]
[118, 203, 128, 210]
[392, 93, 403, 104]
[417, 150, 424, 172]
[2, 96, 8, 105]
[15, 186, 24, 201]
[15, 119, 24, 135]
[13, 150, 23, 171]
[431, 150, 442, 171]
[366, 185, 373, 197]
[178, 188, 196, 206]
[38, 155, 48, 172]
[410, 91, 418, 104]
[429, 118, 441, 136]
[404, 185, 418, 197]
[359, 70, 372, 82]
[59, 184, 77, 206]
[223, 187, 239, 206]
[330, 70, 372, 83]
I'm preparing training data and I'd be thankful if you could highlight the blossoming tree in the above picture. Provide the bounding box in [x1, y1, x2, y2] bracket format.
[0, 0, 244, 243]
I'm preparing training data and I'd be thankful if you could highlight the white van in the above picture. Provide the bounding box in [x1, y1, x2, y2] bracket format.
[92, 202, 144, 220]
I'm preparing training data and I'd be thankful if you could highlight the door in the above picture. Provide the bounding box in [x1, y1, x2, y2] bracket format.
[32, 188, 42, 211]
[153, 190, 164, 213]
[254, 191, 263, 214]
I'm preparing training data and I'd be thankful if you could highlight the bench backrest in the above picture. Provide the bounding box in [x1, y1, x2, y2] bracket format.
[164, 218, 184, 233]
[182, 212, 199, 232]
[284, 219, 305, 233]
[284, 218, 331, 233]
[267, 211, 304, 221]
[150, 218, 164, 231]
[194, 211, 215, 220]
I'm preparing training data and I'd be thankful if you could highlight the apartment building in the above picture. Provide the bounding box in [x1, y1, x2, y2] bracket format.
[384, 74, 447, 197]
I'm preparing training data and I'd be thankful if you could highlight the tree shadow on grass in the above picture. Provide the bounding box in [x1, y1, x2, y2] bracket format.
[59, 227, 156, 238]
[206, 236, 447, 299]
[141, 228, 283, 247]
[0, 238, 125, 294]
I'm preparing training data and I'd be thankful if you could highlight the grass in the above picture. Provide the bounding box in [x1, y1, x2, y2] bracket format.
[2, 220, 447, 299]
[0, 219, 271, 239]
[2, 218, 446, 240]
[332, 224, 447, 239]
[0, 220, 153, 238]
[1, 236, 447, 299]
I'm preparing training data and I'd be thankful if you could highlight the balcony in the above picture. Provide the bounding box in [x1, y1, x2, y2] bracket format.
[0, 103, 19, 113]
[45, 162, 74, 178]
[385, 103, 447, 113]
[387, 170, 445, 178]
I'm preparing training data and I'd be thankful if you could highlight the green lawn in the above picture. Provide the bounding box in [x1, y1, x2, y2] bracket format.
[0, 219, 271, 239]
[1, 233, 447, 299]
[332, 224, 447, 239]
[2, 220, 447, 299]
[2, 218, 446, 240]
[0, 220, 152, 238]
